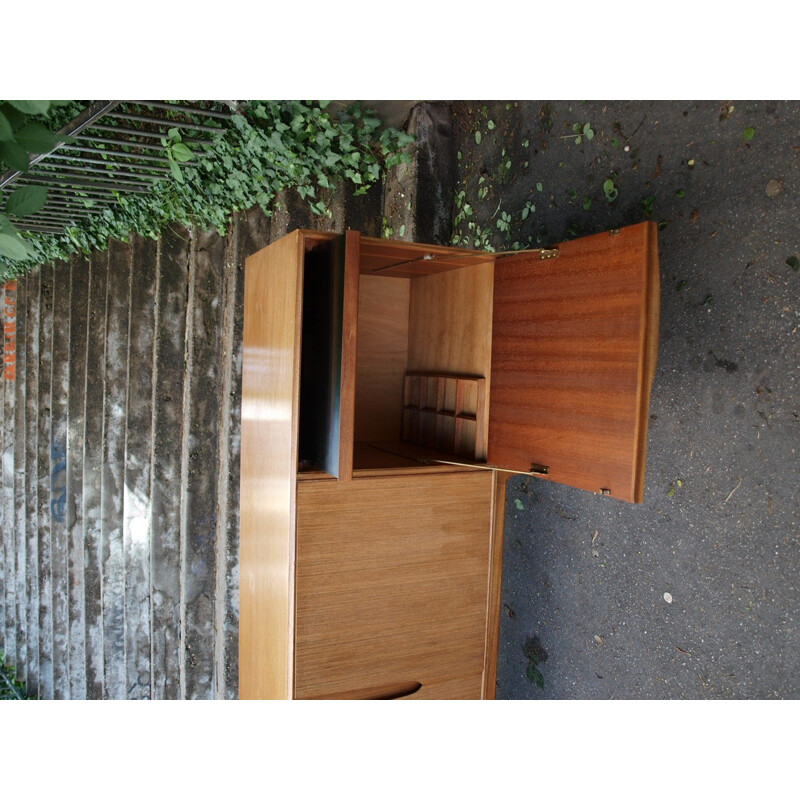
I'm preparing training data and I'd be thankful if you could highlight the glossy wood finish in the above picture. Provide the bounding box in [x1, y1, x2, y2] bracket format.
[407, 261, 494, 459]
[488, 222, 659, 502]
[239, 230, 304, 699]
[338, 231, 361, 479]
[402, 373, 487, 460]
[239, 223, 660, 701]
[482, 471, 510, 699]
[293, 471, 495, 700]
[353, 274, 410, 443]
[359, 236, 487, 277]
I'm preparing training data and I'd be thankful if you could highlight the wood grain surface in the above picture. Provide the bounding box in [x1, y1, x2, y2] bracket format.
[293, 471, 495, 699]
[488, 222, 659, 503]
[407, 262, 494, 459]
[239, 231, 304, 699]
[353, 274, 410, 443]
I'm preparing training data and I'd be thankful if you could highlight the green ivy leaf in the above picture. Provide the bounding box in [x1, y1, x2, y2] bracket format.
[743, 126, 756, 142]
[526, 663, 545, 689]
[171, 143, 194, 162]
[0, 213, 16, 235]
[0, 232, 33, 261]
[786, 255, 799, 271]
[514, 498, 524, 510]
[5, 185, 48, 217]
[169, 160, 184, 183]
[7, 100, 51, 115]
[13, 122, 59, 154]
[0, 140, 29, 172]
[0, 111, 13, 142]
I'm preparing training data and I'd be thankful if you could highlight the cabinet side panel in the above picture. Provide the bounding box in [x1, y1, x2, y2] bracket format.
[239, 233, 303, 699]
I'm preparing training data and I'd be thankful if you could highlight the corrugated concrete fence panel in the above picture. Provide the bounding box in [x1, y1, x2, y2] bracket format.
[83, 250, 108, 699]
[51, 261, 71, 699]
[124, 235, 157, 700]
[67, 255, 89, 698]
[37, 265, 54, 699]
[24, 270, 40, 695]
[150, 227, 188, 700]
[1, 284, 10, 664]
[0, 206, 284, 698]
[14, 278, 27, 684]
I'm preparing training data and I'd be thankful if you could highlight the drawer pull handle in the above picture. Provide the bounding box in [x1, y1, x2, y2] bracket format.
[307, 681, 423, 700]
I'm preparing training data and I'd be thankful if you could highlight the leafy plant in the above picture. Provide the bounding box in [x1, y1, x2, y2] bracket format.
[562, 122, 594, 144]
[162, 127, 195, 183]
[520, 200, 536, 221]
[0, 100, 80, 262]
[496, 210, 512, 235]
[0, 101, 414, 278]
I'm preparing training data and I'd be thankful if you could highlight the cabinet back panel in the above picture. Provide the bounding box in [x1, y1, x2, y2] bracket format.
[407, 262, 494, 459]
[353, 275, 410, 442]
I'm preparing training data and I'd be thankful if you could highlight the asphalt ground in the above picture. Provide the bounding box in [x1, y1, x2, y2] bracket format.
[448, 100, 799, 699]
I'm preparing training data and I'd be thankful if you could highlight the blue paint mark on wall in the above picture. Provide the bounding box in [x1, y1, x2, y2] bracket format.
[51, 440, 67, 523]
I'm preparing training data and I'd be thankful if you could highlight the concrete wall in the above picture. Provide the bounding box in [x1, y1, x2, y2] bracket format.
[0, 205, 326, 699]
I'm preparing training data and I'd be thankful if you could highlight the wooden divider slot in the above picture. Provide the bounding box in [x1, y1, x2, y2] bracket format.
[402, 372, 486, 461]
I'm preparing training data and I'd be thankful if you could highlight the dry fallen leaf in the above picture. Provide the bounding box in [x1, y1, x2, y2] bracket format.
[690, 209, 700, 224]
[766, 179, 783, 198]
[594, 635, 605, 645]
[664, 592, 673, 604]
[675, 646, 691, 655]
[592, 529, 599, 544]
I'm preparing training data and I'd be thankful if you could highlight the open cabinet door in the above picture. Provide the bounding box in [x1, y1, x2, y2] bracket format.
[487, 222, 660, 503]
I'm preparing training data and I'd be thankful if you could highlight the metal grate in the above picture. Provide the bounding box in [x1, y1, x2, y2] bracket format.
[0, 101, 237, 236]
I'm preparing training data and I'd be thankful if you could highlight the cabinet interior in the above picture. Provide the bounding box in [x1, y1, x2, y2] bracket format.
[353, 261, 495, 472]
[297, 237, 496, 476]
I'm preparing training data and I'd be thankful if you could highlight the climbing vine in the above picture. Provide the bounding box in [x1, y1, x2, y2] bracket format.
[0, 100, 414, 279]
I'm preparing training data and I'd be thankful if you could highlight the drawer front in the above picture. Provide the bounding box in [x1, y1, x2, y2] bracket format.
[293, 471, 494, 700]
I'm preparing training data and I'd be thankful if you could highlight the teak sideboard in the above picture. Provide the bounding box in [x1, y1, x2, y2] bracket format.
[240, 222, 660, 699]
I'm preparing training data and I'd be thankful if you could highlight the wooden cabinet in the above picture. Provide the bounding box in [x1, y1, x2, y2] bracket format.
[239, 223, 660, 699]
